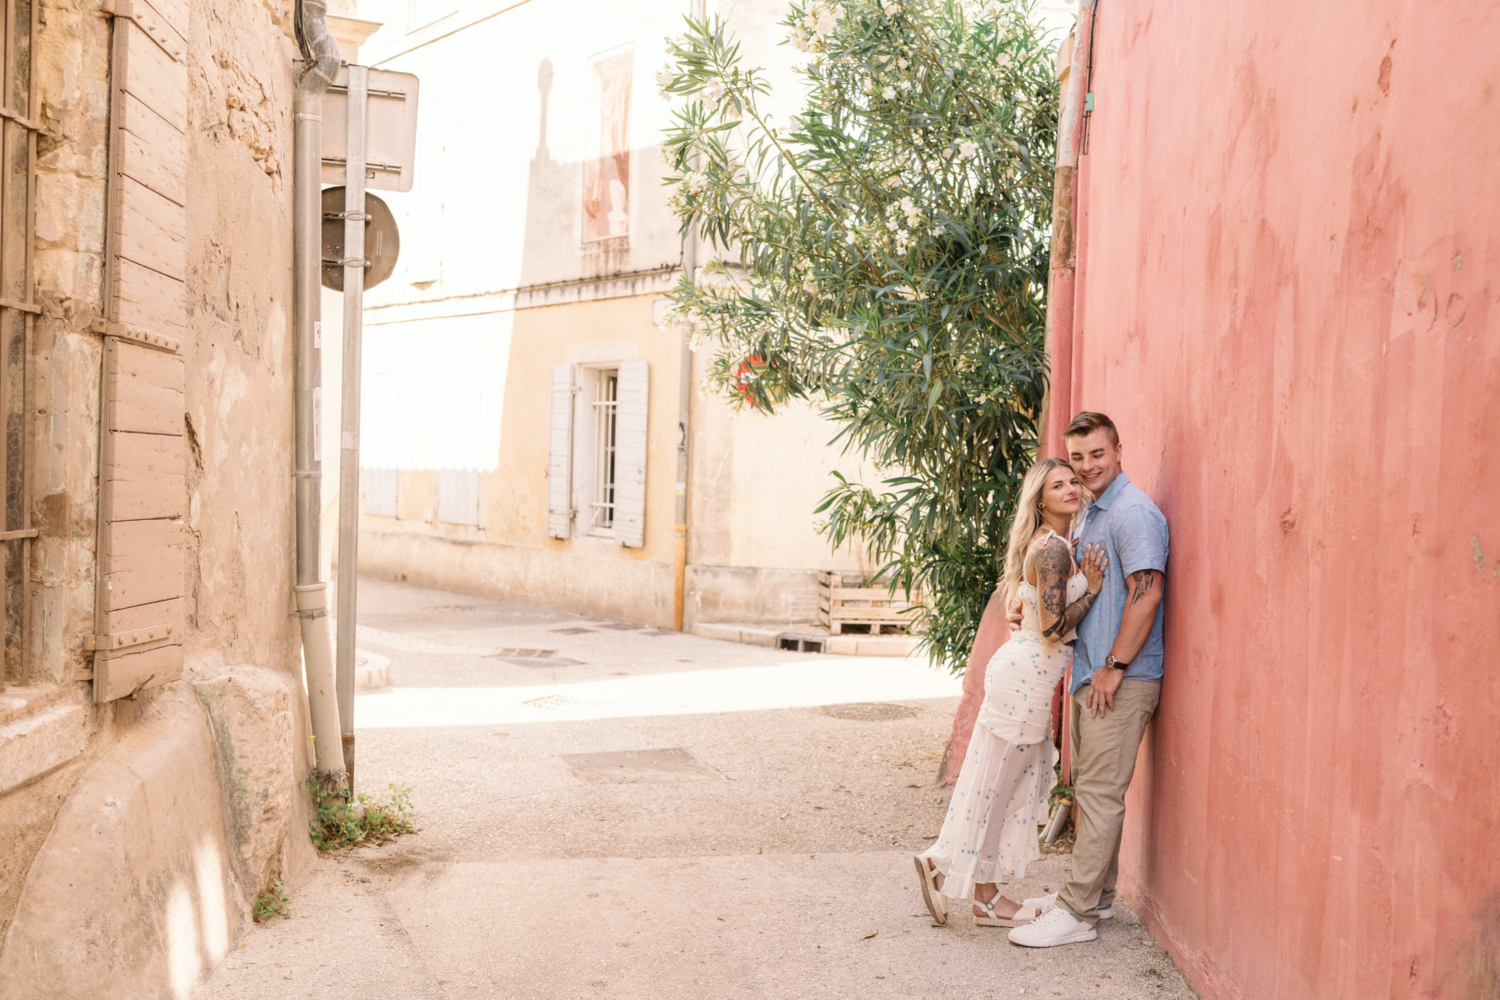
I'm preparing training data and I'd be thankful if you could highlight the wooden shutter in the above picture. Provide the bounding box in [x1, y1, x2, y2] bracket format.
[546, 364, 575, 539]
[613, 361, 648, 548]
[93, 0, 188, 702]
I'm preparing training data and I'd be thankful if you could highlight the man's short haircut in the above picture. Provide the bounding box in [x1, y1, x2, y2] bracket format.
[1064, 411, 1119, 446]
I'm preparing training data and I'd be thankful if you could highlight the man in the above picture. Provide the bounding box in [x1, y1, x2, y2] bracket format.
[1008, 411, 1169, 947]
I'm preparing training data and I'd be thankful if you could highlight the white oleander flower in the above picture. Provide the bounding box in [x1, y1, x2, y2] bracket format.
[958, 140, 978, 160]
[883, 2, 898, 15]
[882, 85, 896, 99]
[897, 56, 909, 69]
[656, 65, 674, 97]
[813, 6, 843, 38]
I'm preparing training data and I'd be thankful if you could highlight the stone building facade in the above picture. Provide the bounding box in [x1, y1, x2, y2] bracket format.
[0, 1, 315, 996]
[336, 0, 880, 633]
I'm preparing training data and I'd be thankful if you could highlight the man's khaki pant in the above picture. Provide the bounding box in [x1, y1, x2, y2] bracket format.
[1057, 678, 1161, 925]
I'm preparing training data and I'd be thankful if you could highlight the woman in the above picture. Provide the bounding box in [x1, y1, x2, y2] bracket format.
[914, 458, 1105, 927]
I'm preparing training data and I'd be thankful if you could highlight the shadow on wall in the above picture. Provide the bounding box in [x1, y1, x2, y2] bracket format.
[1459, 892, 1500, 999]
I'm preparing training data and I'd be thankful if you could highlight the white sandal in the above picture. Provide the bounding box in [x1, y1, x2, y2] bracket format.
[913, 856, 948, 925]
[972, 894, 1034, 927]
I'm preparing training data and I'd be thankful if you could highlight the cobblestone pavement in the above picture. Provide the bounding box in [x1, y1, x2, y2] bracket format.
[197, 577, 1196, 1000]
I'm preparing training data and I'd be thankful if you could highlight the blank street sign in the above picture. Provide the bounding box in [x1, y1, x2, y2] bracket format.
[321, 66, 419, 192]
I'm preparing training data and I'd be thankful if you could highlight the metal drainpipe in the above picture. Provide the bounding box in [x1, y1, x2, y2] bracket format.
[674, 0, 706, 632]
[292, 0, 345, 794]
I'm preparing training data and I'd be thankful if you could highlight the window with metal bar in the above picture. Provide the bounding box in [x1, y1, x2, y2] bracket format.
[589, 369, 619, 532]
[2, 0, 39, 689]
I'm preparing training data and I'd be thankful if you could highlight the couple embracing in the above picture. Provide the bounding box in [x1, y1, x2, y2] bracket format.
[914, 412, 1168, 948]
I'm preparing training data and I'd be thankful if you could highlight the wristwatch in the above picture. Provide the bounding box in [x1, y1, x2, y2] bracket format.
[1103, 654, 1128, 672]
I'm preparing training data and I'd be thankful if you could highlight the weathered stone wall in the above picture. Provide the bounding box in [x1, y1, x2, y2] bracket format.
[0, 1, 316, 993]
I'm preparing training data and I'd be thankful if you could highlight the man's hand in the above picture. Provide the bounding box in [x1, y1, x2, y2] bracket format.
[1086, 666, 1124, 718]
[1006, 600, 1023, 630]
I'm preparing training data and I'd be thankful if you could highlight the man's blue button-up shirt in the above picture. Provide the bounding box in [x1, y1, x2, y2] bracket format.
[1070, 472, 1169, 694]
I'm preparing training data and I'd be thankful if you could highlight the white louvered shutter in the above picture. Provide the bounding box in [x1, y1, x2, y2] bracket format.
[546, 363, 575, 539]
[613, 361, 649, 548]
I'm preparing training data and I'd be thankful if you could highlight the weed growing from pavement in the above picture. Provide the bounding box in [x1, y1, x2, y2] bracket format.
[305, 781, 419, 852]
[252, 877, 290, 922]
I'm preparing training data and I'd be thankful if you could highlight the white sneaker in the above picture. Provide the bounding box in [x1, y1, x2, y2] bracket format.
[1019, 892, 1112, 921]
[1007, 904, 1098, 947]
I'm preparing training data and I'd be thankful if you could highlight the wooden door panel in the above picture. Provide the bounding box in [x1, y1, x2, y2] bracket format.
[105, 339, 184, 435]
[101, 518, 184, 611]
[113, 259, 186, 337]
[117, 176, 185, 280]
[94, 642, 183, 703]
[106, 432, 185, 520]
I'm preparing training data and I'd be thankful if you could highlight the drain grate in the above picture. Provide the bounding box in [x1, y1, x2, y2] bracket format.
[502, 657, 584, 669]
[551, 627, 594, 635]
[483, 648, 555, 659]
[599, 622, 645, 631]
[777, 634, 826, 653]
[817, 702, 922, 721]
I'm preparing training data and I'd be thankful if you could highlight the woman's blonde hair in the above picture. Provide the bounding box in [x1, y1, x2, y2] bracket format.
[1001, 457, 1079, 603]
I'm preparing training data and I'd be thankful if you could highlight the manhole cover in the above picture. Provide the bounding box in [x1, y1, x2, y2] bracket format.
[551, 627, 594, 635]
[816, 703, 922, 721]
[502, 657, 584, 669]
[558, 747, 718, 784]
[522, 695, 595, 711]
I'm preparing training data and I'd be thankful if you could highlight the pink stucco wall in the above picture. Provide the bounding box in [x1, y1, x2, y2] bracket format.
[1067, 3, 1500, 997]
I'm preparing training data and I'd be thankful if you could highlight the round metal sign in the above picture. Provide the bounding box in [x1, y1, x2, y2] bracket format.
[321, 187, 400, 291]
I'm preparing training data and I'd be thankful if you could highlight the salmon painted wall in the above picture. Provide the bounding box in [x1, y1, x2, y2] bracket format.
[1068, 3, 1500, 998]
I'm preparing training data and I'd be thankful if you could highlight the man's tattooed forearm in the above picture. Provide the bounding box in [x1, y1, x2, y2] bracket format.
[1128, 570, 1159, 606]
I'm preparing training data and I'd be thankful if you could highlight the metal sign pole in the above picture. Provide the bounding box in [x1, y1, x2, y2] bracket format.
[336, 64, 369, 793]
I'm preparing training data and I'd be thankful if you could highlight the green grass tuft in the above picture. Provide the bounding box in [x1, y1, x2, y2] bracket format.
[306, 782, 419, 852]
[252, 878, 290, 923]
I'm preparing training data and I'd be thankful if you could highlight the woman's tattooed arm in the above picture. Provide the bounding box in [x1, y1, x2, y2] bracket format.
[1035, 537, 1098, 639]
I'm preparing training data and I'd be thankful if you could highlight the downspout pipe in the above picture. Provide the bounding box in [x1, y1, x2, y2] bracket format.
[293, 0, 346, 795]
[1040, 0, 1095, 461]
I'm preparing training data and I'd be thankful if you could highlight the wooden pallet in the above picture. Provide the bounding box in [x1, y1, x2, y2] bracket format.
[816, 571, 922, 635]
